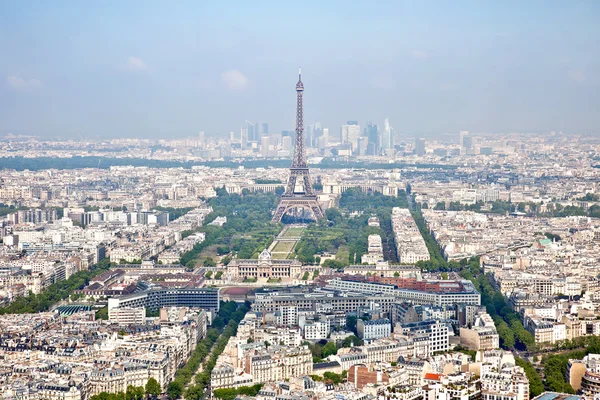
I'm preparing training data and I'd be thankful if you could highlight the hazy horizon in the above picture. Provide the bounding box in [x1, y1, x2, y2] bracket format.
[1, 1, 599, 139]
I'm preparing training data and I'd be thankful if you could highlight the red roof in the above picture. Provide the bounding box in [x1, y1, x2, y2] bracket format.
[223, 287, 253, 295]
[424, 373, 443, 381]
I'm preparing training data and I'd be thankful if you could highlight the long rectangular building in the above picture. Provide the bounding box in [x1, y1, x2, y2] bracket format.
[108, 288, 220, 312]
[325, 278, 481, 306]
[395, 287, 480, 306]
[253, 291, 396, 313]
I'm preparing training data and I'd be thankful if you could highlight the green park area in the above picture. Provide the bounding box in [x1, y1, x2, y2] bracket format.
[271, 240, 296, 253]
[292, 188, 409, 266]
[282, 226, 305, 238]
[179, 188, 282, 268]
[178, 186, 410, 270]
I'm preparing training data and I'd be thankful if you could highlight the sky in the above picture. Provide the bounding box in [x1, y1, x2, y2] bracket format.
[0, 1, 599, 139]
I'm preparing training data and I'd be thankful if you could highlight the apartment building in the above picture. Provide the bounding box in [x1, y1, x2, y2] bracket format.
[391, 207, 430, 264]
[243, 346, 312, 384]
[108, 307, 145, 325]
[357, 318, 392, 341]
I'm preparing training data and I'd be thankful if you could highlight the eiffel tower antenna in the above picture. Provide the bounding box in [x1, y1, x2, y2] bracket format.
[272, 69, 324, 223]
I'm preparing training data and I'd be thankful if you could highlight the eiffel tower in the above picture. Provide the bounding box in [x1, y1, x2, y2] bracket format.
[272, 69, 325, 223]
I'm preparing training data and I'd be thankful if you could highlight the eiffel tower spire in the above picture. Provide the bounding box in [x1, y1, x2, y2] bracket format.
[272, 69, 324, 223]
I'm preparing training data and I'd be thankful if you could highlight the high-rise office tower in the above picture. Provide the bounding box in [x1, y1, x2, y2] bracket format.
[282, 136, 292, 152]
[240, 126, 248, 149]
[341, 121, 360, 152]
[463, 135, 474, 155]
[255, 122, 269, 138]
[261, 136, 270, 157]
[256, 122, 264, 138]
[382, 117, 395, 152]
[458, 131, 469, 155]
[319, 128, 329, 149]
[357, 137, 368, 156]
[198, 131, 205, 147]
[307, 124, 315, 148]
[365, 122, 379, 155]
[245, 121, 255, 142]
[415, 138, 426, 156]
[366, 142, 376, 155]
[270, 133, 282, 148]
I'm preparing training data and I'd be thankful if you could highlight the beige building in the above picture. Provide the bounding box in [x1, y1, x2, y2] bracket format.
[108, 307, 145, 325]
[459, 312, 499, 351]
[244, 346, 312, 383]
[89, 365, 149, 395]
[228, 249, 301, 279]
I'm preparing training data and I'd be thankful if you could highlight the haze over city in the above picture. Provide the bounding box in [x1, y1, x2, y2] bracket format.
[4, 2, 600, 400]
[1, 0, 599, 138]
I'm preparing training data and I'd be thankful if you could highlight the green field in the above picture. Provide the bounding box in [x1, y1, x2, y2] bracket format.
[272, 253, 290, 260]
[272, 241, 296, 253]
[282, 227, 305, 238]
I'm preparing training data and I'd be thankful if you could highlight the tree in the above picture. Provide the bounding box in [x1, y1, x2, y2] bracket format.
[342, 335, 363, 348]
[434, 202, 446, 210]
[213, 388, 238, 400]
[145, 378, 161, 398]
[126, 386, 144, 400]
[167, 381, 183, 400]
[322, 341, 338, 358]
[323, 371, 345, 384]
[346, 316, 358, 334]
[203, 257, 216, 267]
[184, 385, 204, 400]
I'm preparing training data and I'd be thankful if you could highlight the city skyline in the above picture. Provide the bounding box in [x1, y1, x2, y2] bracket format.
[1, 1, 599, 139]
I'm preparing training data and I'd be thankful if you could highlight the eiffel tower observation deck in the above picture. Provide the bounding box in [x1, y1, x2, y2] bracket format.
[272, 69, 325, 223]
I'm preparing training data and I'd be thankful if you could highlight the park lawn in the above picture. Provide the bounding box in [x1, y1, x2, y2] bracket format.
[272, 241, 295, 253]
[335, 245, 351, 264]
[272, 253, 290, 259]
[186, 244, 221, 267]
[283, 227, 305, 237]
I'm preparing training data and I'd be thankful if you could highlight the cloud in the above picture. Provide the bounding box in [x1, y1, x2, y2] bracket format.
[221, 69, 249, 91]
[124, 56, 149, 72]
[568, 69, 585, 83]
[410, 49, 430, 60]
[7, 76, 41, 90]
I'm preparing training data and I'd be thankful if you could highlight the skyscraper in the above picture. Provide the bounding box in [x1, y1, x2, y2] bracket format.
[459, 131, 469, 155]
[382, 117, 395, 153]
[341, 121, 360, 152]
[415, 138, 426, 156]
[255, 122, 269, 139]
[319, 128, 329, 149]
[240, 126, 248, 149]
[282, 136, 292, 152]
[261, 136, 270, 157]
[245, 121, 255, 142]
[357, 137, 368, 156]
[365, 122, 379, 155]
[306, 124, 315, 148]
